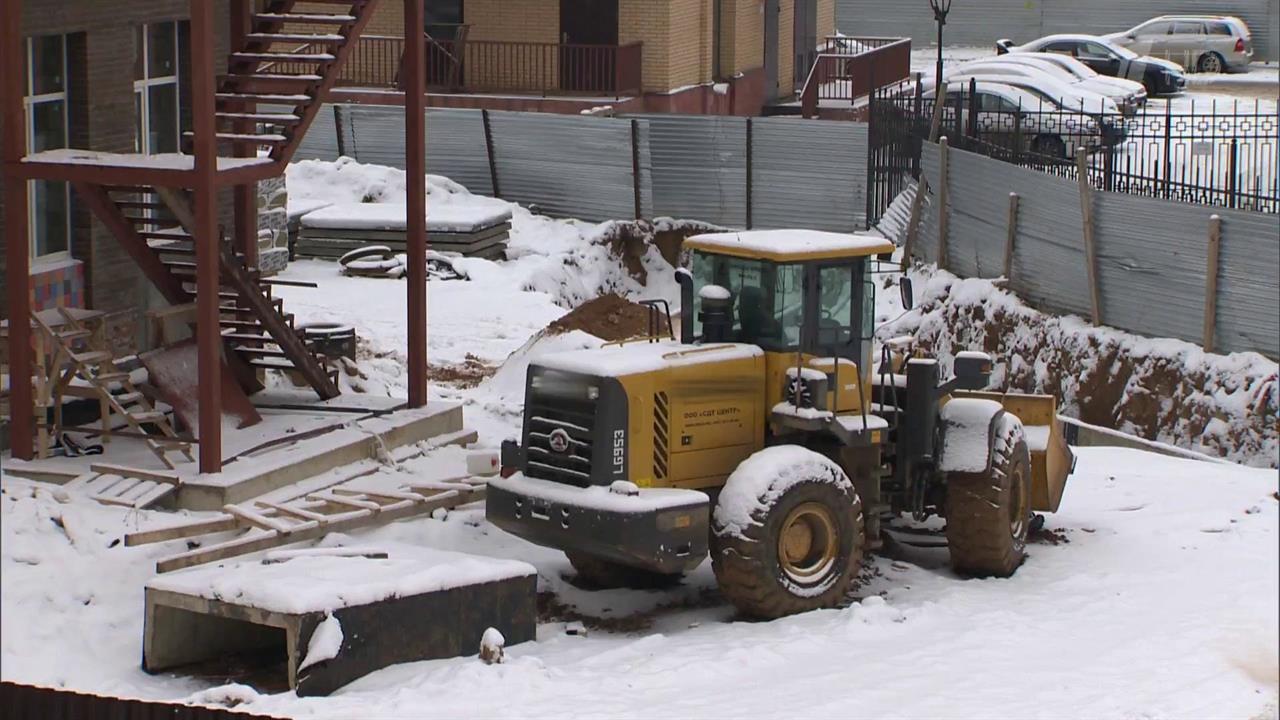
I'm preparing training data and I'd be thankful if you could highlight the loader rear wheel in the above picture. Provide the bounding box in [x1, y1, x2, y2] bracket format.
[711, 447, 865, 619]
[565, 552, 682, 589]
[945, 412, 1032, 577]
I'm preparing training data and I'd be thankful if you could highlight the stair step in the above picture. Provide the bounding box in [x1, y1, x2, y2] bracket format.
[215, 92, 312, 103]
[128, 411, 166, 423]
[248, 359, 299, 371]
[222, 332, 276, 343]
[57, 328, 91, 341]
[216, 111, 302, 125]
[138, 231, 191, 241]
[245, 32, 346, 43]
[114, 201, 167, 210]
[71, 351, 112, 364]
[94, 371, 129, 382]
[181, 131, 289, 145]
[235, 347, 290, 358]
[115, 392, 144, 404]
[219, 318, 267, 328]
[220, 72, 323, 83]
[230, 51, 336, 63]
[252, 13, 356, 24]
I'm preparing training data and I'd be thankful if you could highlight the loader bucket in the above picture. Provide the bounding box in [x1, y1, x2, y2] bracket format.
[954, 390, 1074, 513]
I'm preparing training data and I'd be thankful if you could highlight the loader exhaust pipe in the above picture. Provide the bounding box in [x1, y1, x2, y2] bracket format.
[698, 284, 733, 343]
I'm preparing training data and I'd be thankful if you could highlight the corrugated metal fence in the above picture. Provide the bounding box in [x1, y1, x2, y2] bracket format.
[916, 141, 1280, 358]
[301, 105, 870, 231]
[0, 681, 285, 719]
[836, 0, 1279, 63]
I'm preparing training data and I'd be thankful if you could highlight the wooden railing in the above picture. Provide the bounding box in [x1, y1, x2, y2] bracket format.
[800, 37, 911, 118]
[315, 35, 644, 99]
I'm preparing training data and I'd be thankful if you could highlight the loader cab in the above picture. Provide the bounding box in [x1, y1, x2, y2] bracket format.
[680, 230, 892, 368]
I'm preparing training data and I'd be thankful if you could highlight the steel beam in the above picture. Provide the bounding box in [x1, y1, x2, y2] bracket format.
[191, 0, 223, 473]
[2, 0, 32, 459]
[404, 0, 428, 407]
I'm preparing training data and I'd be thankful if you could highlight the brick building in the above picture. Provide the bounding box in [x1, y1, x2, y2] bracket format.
[323, 0, 837, 115]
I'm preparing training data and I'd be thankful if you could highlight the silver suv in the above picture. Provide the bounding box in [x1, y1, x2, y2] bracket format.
[1107, 16, 1253, 73]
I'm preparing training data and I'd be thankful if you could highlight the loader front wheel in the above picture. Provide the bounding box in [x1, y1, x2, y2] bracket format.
[566, 552, 682, 589]
[945, 412, 1032, 577]
[711, 446, 865, 619]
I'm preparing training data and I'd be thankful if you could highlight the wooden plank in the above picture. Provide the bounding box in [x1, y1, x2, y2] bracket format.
[1004, 192, 1019, 280]
[156, 489, 473, 573]
[223, 503, 303, 534]
[936, 136, 950, 271]
[1203, 214, 1222, 352]
[1075, 148, 1103, 326]
[310, 492, 384, 511]
[255, 499, 330, 522]
[130, 482, 178, 509]
[332, 486, 426, 503]
[90, 463, 181, 485]
[125, 516, 240, 546]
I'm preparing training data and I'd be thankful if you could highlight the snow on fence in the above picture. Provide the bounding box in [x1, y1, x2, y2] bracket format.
[915, 140, 1280, 358]
[297, 105, 869, 232]
[0, 680, 284, 719]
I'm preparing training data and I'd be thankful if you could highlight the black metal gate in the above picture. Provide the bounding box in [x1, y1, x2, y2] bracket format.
[864, 79, 925, 228]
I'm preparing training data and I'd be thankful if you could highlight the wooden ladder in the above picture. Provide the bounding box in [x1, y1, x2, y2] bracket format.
[32, 307, 195, 470]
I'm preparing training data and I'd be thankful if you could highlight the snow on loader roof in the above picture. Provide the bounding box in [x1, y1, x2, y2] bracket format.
[684, 230, 895, 262]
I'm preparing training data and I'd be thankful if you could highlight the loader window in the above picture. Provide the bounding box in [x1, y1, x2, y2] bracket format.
[817, 264, 855, 348]
[690, 251, 802, 350]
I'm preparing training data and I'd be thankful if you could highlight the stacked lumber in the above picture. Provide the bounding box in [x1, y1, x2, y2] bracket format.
[296, 202, 511, 260]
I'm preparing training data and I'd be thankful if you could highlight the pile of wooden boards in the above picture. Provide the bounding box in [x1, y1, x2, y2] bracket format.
[296, 202, 511, 261]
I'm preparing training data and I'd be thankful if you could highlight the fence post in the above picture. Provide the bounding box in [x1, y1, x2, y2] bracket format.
[865, 89, 876, 228]
[630, 119, 642, 220]
[1228, 138, 1239, 209]
[1203, 214, 1222, 352]
[333, 105, 347, 159]
[745, 117, 753, 229]
[936, 136, 950, 270]
[1004, 192, 1019, 280]
[481, 109, 501, 198]
[1075, 147, 1102, 326]
[1161, 102, 1172, 199]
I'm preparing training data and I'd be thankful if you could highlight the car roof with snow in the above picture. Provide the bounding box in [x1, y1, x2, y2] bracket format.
[684, 230, 895, 262]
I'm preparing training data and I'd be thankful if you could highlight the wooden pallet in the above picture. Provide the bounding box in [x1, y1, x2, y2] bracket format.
[63, 463, 182, 509]
[126, 477, 487, 573]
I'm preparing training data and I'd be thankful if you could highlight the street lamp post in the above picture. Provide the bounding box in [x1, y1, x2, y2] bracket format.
[929, 0, 952, 97]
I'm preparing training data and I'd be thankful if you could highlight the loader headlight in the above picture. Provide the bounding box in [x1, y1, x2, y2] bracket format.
[587, 385, 600, 400]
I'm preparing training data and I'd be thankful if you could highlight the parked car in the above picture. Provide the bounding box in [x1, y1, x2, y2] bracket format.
[923, 80, 1105, 159]
[1105, 15, 1253, 73]
[997, 34, 1186, 95]
[998, 52, 1147, 113]
[939, 60, 1124, 115]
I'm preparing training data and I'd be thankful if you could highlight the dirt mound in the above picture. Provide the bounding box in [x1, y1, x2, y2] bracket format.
[546, 293, 657, 342]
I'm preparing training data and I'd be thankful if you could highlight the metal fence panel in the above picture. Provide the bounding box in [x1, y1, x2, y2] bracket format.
[1091, 193, 1210, 345]
[837, 0, 1276, 62]
[751, 118, 868, 231]
[640, 115, 748, 228]
[1215, 206, 1280, 356]
[488, 111, 637, 221]
[340, 105, 406, 169]
[425, 109, 494, 196]
[286, 104, 339, 162]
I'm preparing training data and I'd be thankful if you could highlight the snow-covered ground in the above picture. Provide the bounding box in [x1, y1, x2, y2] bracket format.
[3, 447, 1276, 718]
[3, 160, 1277, 718]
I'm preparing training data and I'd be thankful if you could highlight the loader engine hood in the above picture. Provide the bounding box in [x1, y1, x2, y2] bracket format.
[518, 341, 763, 488]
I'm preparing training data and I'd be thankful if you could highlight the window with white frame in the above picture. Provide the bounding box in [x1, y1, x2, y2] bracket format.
[135, 21, 184, 155]
[25, 34, 71, 259]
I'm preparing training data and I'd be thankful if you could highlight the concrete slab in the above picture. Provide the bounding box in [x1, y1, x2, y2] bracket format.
[144, 547, 536, 696]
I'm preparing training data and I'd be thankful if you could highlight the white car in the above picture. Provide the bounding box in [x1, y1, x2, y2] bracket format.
[996, 53, 1147, 113]
[996, 34, 1186, 96]
[923, 80, 1105, 159]
[927, 61, 1122, 116]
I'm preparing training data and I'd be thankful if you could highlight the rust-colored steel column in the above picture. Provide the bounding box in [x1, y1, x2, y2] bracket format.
[191, 0, 223, 472]
[405, 0, 428, 407]
[2, 0, 33, 459]
[230, 0, 258, 267]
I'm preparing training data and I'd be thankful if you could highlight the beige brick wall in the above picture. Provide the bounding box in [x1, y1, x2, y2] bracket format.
[620, 0, 669, 92]
[817, 0, 834, 45]
[720, 0, 763, 77]
[778, 0, 793, 95]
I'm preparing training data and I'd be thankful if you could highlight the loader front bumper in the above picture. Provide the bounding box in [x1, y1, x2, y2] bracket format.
[486, 474, 710, 575]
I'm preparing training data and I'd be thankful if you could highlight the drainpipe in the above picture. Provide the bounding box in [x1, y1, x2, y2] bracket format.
[713, 0, 722, 80]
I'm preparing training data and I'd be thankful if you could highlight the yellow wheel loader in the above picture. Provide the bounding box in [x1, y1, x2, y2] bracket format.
[487, 230, 1075, 619]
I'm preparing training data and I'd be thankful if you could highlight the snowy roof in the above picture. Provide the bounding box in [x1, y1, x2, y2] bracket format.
[300, 202, 512, 233]
[146, 546, 535, 615]
[537, 340, 763, 378]
[684, 230, 895, 262]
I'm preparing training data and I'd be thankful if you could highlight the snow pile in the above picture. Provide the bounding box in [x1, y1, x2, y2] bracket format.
[713, 446, 855, 540]
[299, 613, 344, 671]
[880, 267, 1279, 467]
[478, 627, 505, 665]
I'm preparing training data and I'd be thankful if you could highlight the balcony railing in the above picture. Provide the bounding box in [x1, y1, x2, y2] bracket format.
[800, 37, 911, 118]
[298, 35, 644, 99]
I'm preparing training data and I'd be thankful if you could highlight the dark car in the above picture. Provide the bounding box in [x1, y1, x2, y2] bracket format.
[997, 34, 1186, 96]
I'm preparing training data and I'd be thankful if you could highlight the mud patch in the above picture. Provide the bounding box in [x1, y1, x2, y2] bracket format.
[596, 218, 721, 285]
[428, 353, 495, 388]
[1029, 526, 1071, 545]
[546, 293, 658, 342]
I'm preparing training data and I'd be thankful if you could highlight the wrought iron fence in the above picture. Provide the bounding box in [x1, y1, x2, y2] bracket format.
[868, 78, 1280, 222]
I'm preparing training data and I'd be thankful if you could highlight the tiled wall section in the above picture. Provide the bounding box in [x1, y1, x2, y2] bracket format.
[29, 260, 85, 312]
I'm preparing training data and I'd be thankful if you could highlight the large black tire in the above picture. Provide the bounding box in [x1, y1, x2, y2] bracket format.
[945, 412, 1032, 577]
[711, 447, 865, 619]
[565, 552, 682, 589]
